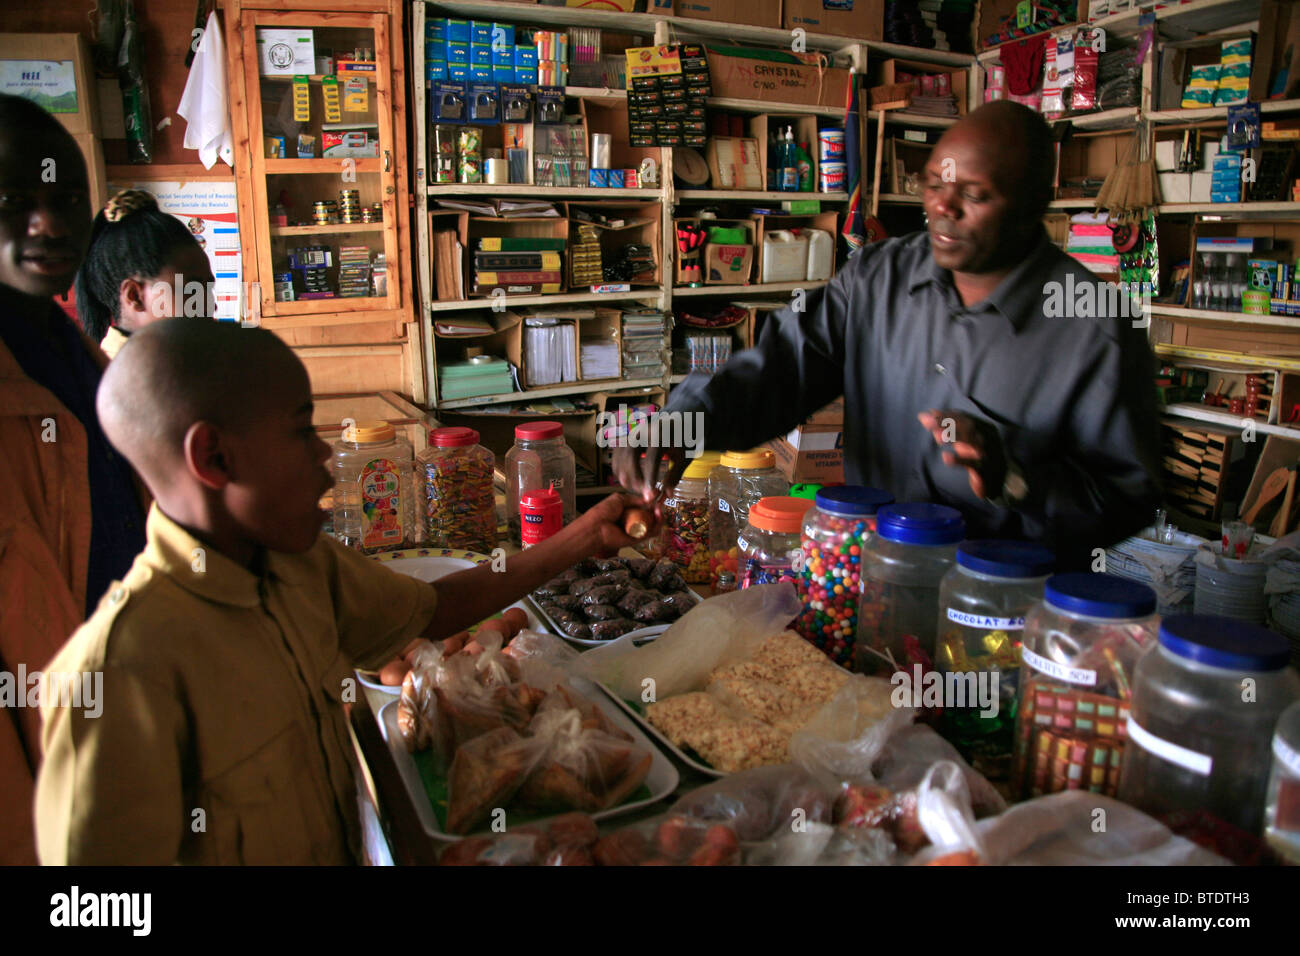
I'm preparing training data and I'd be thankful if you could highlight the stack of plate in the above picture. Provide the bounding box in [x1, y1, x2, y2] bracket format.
[1267, 559, 1300, 666]
[1194, 549, 1269, 623]
[1106, 530, 1205, 616]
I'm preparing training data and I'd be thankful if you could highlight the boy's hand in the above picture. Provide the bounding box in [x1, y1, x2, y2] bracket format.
[576, 493, 657, 556]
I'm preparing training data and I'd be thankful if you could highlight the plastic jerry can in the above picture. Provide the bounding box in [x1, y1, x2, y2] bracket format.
[762, 230, 809, 283]
[806, 229, 833, 281]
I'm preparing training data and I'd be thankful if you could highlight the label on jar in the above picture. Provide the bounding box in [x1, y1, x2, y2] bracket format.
[946, 609, 1025, 630]
[717, 498, 731, 513]
[1275, 734, 1300, 778]
[741, 560, 795, 589]
[1020, 646, 1096, 686]
[1126, 716, 1213, 776]
[361, 457, 404, 549]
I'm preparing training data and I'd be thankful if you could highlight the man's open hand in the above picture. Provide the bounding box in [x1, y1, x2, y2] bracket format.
[918, 409, 1008, 501]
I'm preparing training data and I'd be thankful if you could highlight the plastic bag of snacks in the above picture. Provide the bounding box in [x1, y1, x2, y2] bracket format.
[591, 813, 742, 866]
[872, 724, 1006, 819]
[746, 821, 896, 866]
[444, 724, 551, 834]
[439, 812, 601, 865]
[788, 673, 914, 786]
[671, 764, 838, 841]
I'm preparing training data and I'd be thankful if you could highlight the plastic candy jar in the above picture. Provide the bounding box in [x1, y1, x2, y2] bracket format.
[1266, 700, 1300, 864]
[418, 426, 497, 553]
[935, 541, 1055, 780]
[661, 451, 720, 583]
[707, 448, 788, 584]
[738, 496, 815, 589]
[505, 421, 575, 545]
[855, 503, 964, 676]
[796, 486, 895, 667]
[332, 421, 416, 554]
[1117, 615, 1300, 834]
[1013, 573, 1158, 800]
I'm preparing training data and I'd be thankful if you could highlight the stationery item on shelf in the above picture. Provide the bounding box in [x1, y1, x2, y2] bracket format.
[580, 339, 619, 380]
[433, 227, 465, 300]
[343, 76, 368, 113]
[621, 309, 668, 379]
[706, 137, 763, 190]
[590, 132, 612, 169]
[484, 157, 508, 183]
[321, 76, 342, 123]
[624, 43, 709, 148]
[371, 253, 388, 297]
[685, 330, 733, 373]
[480, 236, 567, 252]
[570, 223, 603, 287]
[265, 135, 285, 159]
[296, 133, 316, 158]
[523, 319, 578, 387]
[1182, 63, 1221, 108]
[434, 316, 493, 335]
[433, 125, 457, 183]
[292, 75, 310, 122]
[337, 244, 372, 298]
[439, 357, 515, 401]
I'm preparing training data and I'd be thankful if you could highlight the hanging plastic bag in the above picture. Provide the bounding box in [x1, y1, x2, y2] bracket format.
[118, 0, 154, 164]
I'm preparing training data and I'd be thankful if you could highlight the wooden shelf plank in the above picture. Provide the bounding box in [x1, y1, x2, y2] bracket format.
[1150, 305, 1300, 330]
[428, 290, 662, 313]
[676, 189, 849, 202]
[1162, 402, 1295, 438]
[269, 222, 386, 236]
[867, 110, 958, 128]
[673, 280, 828, 297]
[1158, 202, 1300, 216]
[1148, 99, 1300, 124]
[265, 158, 381, 174]
[428, 184, 663, 199]
[436, 377, 663, 410]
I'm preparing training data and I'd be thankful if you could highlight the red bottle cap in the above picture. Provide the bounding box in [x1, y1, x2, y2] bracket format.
[515, 421, 563, 441]
[520, 487, 562, 508]
[431, 426, 479, 448]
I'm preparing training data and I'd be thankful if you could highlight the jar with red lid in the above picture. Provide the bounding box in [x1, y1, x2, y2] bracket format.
[738, 496, 815, 589]
[520, 486, 564, 548]
[418, 426, 497, 553]
[505, 421, 576, 545]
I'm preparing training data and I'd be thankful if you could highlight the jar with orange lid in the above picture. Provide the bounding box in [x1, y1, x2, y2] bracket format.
[708, 448, 789, 583]
[332, 420, 416, 554]
[738, 496, 815, 589]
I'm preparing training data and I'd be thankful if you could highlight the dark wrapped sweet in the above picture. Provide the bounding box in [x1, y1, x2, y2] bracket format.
[647, 559, 682, 591]
[548, 607, 581, 627]
[589, 570, 631, 588]
[534, 569, 580, 597]
[626, 557, 656, 580]
[573, 558, 601, 577]
[661, 590, 698, 612]
[559, 619, 593, 640]
[568, 576, 600, 596]
[634, 599, 680, 623]
[590, 619, 639, 641]
[593, 557, 628, 573]
[580, 583, 629, 606]
[617, 589, 657, 614]
[583, 603, 623, 622]
[542, 594, 583, 612]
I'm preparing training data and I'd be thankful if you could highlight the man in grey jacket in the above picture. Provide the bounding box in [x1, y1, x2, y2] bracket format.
[615, 101, 1161, 566]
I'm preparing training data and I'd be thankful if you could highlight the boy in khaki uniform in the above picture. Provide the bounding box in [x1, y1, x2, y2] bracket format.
[35, 318, 640, 864]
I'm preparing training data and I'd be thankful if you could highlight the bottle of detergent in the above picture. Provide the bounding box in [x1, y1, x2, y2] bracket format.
[778, 126, 798, 192]
[796, 140, 814, 191]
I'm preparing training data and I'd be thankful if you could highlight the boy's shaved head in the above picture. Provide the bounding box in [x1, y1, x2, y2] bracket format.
[98, 318, 306, 484]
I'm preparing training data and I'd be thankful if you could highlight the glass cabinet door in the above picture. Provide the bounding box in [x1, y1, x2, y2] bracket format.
[236, 9, 400, 322]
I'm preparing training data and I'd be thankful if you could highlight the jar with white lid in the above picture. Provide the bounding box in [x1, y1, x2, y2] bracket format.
[1117, 615, 1300, 834]
[661, 451, 721, 583]
[738, 496, 815, 589]
[795, 486, 894, 667]
[707, 448, 788, 584]
[1265, 700, 1300, 863]
[1013, 573, 1158, 800]
[936, 540, 1055, 780]
[855, 503, 964, 676]
[331, 420, 416, 554]
[505, 421, 575, 546]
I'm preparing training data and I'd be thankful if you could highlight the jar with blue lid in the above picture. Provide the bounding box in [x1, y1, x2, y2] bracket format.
[1117, 615, 1300, 834]
[1265, 700, 1300, 863]
[795, 486, 894, 667]
[855, 503, 964, 676]
[1013, 573, 1159, 800]
[935, 540, 1055, 779]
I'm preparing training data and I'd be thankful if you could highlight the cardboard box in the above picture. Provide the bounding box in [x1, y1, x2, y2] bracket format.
[0, 33, 99, 136]
[677, 0, 782, 29]
[707, 48, 851, 109]
[765, 424, 845, 483]
[805, 397, 844, 425]
[70, 131, 107, 211]
[877, 57, 968, 115]
[783, 0, 883, 41]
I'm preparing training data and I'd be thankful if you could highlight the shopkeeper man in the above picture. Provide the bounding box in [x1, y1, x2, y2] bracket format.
[615, 100, 1162, 567]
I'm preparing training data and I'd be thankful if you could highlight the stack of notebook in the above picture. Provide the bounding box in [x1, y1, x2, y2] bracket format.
[621, 309, 669, 380]
[473, 236, 567, 296]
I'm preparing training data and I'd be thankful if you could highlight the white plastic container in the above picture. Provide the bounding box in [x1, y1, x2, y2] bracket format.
[762, 230, 808, 283]
[805, 229, 833, 281]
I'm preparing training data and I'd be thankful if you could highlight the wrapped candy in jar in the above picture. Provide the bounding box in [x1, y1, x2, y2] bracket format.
[707, 448, 788, 585]
[1266, 700, 1300, 864]
[935, 541, 1055, 781]
[660, 451, 720, 583]
[418, 426, 497, 553]
[1013, 574, 1158, 801]
[738, 496, 815, 588]
[1118, 615, 1300, 835]
[795, 486, 895, 667]
[855, 503, 964, 677]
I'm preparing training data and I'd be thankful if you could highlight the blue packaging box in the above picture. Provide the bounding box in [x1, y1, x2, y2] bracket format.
[589, 169, 609, 187]
[471, 21, 492, 43]
[1212, 170, 1241, 185]
[515, 45, 538, 68]
[448, 63, 470, 82]
[1211, 189, 1242, 203]
[609, 169, 625, 188]
[516, 66, 538, 85]
[1213, 153, 1242, 169]
[426, 19, 446, 40]
[493, 64, 515, 84]
[471, 43, 493, 66]
[426, 60, 448, 81]
[445, 40, 469, 63]
[492, 23, 516, 50]
[445, 19, 470, 43]
[470, 65, 493, 82]
[493, 46, 515, 66]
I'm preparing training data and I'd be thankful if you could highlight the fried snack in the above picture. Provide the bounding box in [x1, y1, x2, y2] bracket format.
[516, 762, 604, 813]
[547, 812, 600, 847]
[601, 752, 652, 810]
[445, 727, 533, 834]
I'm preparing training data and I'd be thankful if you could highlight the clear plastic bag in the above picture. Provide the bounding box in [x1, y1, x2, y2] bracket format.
[438, 812, 600, 865]
[746, 821, 896, 866]
[871, 724, 1006, 819]
[444, 726, 548, 834]
[592, 813, 742, 866]
[789, 674, 914, 787]
[671, 764, 838, 841]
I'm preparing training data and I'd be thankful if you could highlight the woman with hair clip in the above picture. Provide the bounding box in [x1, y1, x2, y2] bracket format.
[75, 188, 215, 357]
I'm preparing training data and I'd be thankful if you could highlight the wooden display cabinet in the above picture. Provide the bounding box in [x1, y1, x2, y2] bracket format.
[224, 0, 411, 329]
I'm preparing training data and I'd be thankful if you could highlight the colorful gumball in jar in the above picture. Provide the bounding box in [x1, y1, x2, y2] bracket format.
[795, 487, 894, 666]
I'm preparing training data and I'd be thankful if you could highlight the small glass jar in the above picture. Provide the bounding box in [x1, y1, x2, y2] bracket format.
[708, 448, 788, 584]
[935, 541, 1055, 781]
[331, 420, 416, 554]
[738, 496, 815, 589]
[796, 486, 895, 667]
[418, 426, 497, 553]
[505, 421, 576, 546]
[856, 503, 964, 676]
[1266, 700, 1300, 864]
[1118, 615, 1300, 834]
[661, 451, 721, 583]
[1013, 573, 1158, 800]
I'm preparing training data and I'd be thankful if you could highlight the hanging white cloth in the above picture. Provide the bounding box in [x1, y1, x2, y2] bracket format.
[177, 11, 234, 168]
